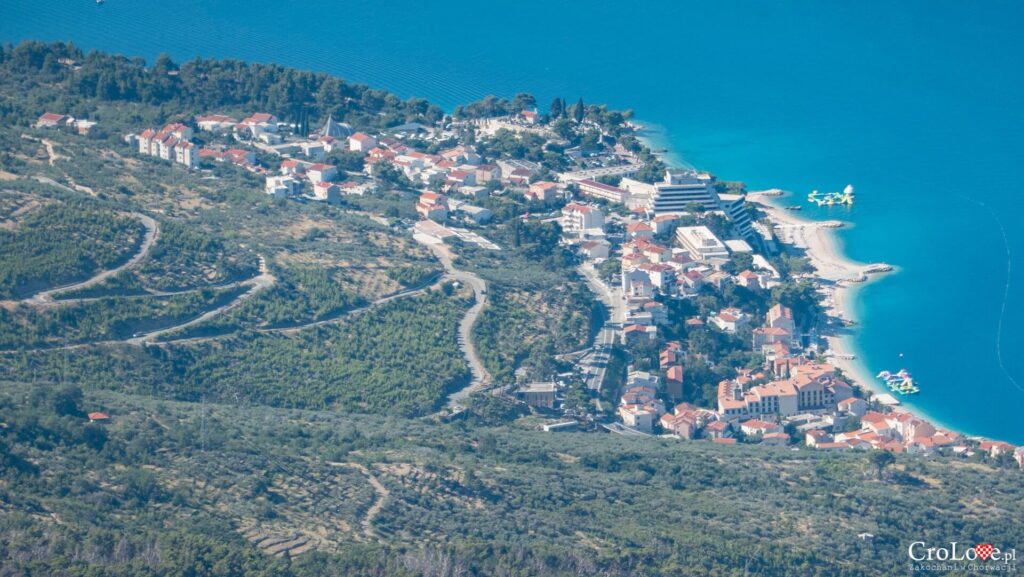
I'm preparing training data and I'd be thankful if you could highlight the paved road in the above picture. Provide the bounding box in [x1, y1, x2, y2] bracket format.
[131, 256, 275, 345]
[413, 234, 492, 408]
[576, 262, 628, 410]
[23, 211, 160, 307]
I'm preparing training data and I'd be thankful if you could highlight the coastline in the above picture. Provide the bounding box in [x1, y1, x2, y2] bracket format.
[746, 190, 889, 403]
[746, 191, 972, 439]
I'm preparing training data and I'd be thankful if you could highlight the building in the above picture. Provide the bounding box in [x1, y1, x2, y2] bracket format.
[349, 132, 378, 153]
[87, 411, 110, 423]
[622, 323, 658, 344]
[665, 365, 685, 400]
[526, 181, 559, 202]
[238, 113, 278, 137]
[621, 268, 654, 299]
[517, 382, 557, 409]
[712, 308, 750, 333]
[133, 123, 197, 168]
[577, 240, 609, 260]
[838, 397, 868, 417]
[307, 163, 338, 184]
[719, 193, 756, 240]
[621, 406, 655, 432]
[35, 112, 68, 128]
[651, 169, 720, 213]
[196, 114, 237, 132]
[767, 304, 796, 334]
[577, 179, 630, 204]
[626, 221, 654, 239]
[675, 226, 729, 261]
[265, 176, 302, 198]
[416, 191, 448, 221]
[561, 203, 604, 235]
[313, 182, 342, 204]
[318, 114, 352, 139]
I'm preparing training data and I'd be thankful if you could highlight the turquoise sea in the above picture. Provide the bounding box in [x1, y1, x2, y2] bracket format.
[3, 1, 1023, 442]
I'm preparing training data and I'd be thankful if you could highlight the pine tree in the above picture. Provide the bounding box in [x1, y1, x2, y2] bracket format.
[549, 97, 564, 119]
[573, 97, 585, 123]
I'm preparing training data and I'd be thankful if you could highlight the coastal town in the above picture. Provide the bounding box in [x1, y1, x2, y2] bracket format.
[28, 93, 1021, 470]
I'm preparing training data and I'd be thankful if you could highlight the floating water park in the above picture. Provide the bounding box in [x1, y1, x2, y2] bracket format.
[808, 184, 855, 206]
[877, 369, 920, 395]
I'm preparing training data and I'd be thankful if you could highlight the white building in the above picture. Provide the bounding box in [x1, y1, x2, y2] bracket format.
[577, 179, 630, 204]
[652, 169, 720, 213]
[561, 203, 604, 235]
[265, 176, 302, 198]
[675, 226, 729, 261]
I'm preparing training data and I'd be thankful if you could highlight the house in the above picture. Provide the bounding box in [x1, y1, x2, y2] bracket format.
[620, 406, 654, 432]
[736, 270, 763, 291]
[621, 268, 654, 299]
[805, 429, 829, 447]
[238, 113, 278, 137]
[35, 112, 68, 128]
[519, 109, 539, 124]
[313, 182, 342, 205]
[265, 175, 302, 198]
[225, 148, 256, 165]
[416, 191, 448, 221]
[517, 382, 557, 409]
[307, 163, 338, 184]
[837, 397, 868, 417]
[665, 365, 684, 400]
[711, 308, 750, 333]
[561, 203, 604, 235]
[652, 214, 678, 236]
[767, 303, 796, 334]
[349, 132, 378, 153]
[87, 411, 110, 423]
[703, 420, 731, 439]
[740, 419, 783, 437]
[626, 221, 654, 240]
[196, 114, 237, 132]
[526, 181, 559, 202]
[752, 327, 791, 351]
[472, 165, 500, 185]
[300, 141, 327, 161]
[578, 240, 610, 260]
[761, 432, 790, 446]
[622, 323, 657, 344]
[280, 159, 306, 176]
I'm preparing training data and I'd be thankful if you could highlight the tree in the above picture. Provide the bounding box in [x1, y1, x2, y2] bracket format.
[51, 386, 84, 417]
[573, 98, 585, 123]
[869, 450, 895, 479]
[549, 97, 564, 119]
[511, 92, 536, 112]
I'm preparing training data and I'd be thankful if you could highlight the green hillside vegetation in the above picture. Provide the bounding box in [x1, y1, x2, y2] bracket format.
[0, 198, 143, 299]
[4, 290, 471, 417]
[2, 383, 1023, 577]
[1, 41, 1022, 577]
[0, 285, 249, 349]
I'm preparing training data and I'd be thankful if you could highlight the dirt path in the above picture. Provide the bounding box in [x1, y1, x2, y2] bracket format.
[328, 462, 389, 540]
[23, 212, 159, 306]
[412, 234, 493, 409]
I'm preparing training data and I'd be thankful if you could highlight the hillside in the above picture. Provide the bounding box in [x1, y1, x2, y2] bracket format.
[0, 42, 1021, 577]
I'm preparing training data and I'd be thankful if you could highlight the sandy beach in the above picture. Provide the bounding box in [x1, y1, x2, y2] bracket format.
[747, 191, 889, 399]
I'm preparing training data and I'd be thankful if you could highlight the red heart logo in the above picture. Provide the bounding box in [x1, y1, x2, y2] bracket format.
[975, 544, 994, 561]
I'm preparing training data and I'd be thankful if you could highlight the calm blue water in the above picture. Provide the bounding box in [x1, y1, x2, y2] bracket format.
[4, 0, 1023, 442]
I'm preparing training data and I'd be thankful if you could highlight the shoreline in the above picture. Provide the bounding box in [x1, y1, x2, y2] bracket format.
[747, 190, 970, 439]
[746, 190, 892, 404]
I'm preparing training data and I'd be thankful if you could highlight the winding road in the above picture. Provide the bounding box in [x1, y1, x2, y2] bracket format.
[23, 212, 160, 307]
[413, 233, 493, 409]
